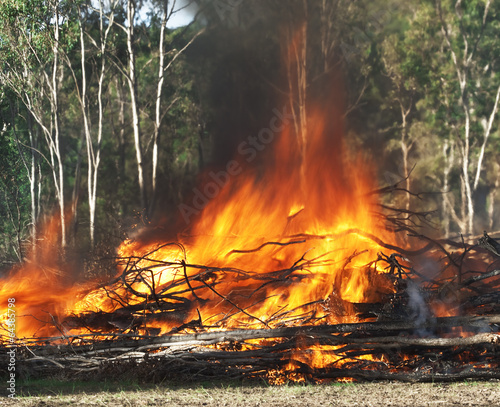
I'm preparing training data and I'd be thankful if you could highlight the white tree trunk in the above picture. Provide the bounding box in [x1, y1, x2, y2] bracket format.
[150, 3, 203, 217]
[28, 114, 38, 258]
[126, 0, 148, 213]
[488, 164, 500, 231]
[151, 2, 168, 216]
[462, 109, 474, 235]
[52, 4, 66, 248]
[80, 0, 115, 246]
[473, 83, 500, 191]
[399, 98, 413, 213]
[79, 16, 95, 245]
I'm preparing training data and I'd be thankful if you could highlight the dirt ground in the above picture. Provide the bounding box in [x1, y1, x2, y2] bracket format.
[1, 381, 499, 406]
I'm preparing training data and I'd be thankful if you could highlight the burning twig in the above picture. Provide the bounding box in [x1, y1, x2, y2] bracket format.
[182, 259, 203, 302]
[226, 239, 307, 256]
[198, 278, 270, 328]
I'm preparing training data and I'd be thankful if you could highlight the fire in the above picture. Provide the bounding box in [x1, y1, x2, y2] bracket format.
[0, 41, 409, 381]
[64, 103, 397, 335]
[1, 24, 498, 384]
[0, 98, 400, 344]
[0, 213, 88, 338]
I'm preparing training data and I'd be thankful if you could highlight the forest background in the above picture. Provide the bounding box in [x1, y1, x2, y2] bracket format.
[1, 0, 499, 273]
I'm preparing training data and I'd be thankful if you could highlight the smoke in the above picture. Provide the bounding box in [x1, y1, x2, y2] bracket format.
[406, 280, 431, 328]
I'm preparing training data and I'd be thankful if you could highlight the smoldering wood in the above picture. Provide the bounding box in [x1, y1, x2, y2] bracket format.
[17, 314, 500, 352]
[461, 269, 500, 286]
[3, 220, 500, 383]
[3, 315, 499, 383]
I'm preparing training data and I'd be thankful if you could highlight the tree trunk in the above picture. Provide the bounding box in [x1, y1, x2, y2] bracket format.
[401, 140, 411, 212]
[72, 132, 85, 246]
[399, 98, 412, 213]
[285, 2, 308, 181]
[78, 15, 95, 246]
[27, 111, 38, 258]
[80, 0, 114, 246]
[151, 1, 168, 218]
[488, 164, 500, 231]
[442, 140, 451, 238]
[461, 108, 474, 235]
[126, 0, 148, 214]
[473, 83, 500, 191]
[52, 4, 66, 248]
[115, 76, 127, 184]
[442, 140, 465, 236]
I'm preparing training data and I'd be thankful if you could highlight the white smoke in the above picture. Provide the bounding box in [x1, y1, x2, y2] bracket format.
[407, 280, 430, 327]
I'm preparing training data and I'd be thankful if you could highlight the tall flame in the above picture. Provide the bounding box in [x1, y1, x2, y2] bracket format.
[0, 98, 399, 340]
[0, 61, 399, 341]
[66, 101, 397, 335]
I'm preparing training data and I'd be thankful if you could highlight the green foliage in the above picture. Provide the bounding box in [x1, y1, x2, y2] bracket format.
[0, 95, 31, 268]
[1, 0, 500, 265]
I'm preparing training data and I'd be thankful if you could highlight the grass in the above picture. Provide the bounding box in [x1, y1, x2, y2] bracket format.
[5, 377, 499, 407]
[17, 378, 148, 396]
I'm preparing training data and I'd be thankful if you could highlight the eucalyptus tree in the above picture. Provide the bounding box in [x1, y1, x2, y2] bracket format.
[432, 0, 500, 234]
[0, 0, 75, 249]
[72, 0, 119, 246]
[150, 0, 204, 217]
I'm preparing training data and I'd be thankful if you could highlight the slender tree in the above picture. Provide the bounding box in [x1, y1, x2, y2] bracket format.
[150, 0, 204, 216]
[435, 0, 500, 234]
[75, 0, 118, 246]
[0, 0, 69, 248]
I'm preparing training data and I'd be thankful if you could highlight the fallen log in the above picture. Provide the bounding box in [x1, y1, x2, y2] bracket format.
[9, 314, 500, 356]
[2, 313, 498, 384]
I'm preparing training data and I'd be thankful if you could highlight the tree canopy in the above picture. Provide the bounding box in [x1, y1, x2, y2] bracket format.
[1, 0, 499, 271]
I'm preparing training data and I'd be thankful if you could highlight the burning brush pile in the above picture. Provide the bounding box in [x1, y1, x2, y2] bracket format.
[1, 103, 500, 384]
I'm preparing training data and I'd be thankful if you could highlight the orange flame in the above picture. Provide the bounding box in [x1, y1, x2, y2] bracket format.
[0, 96, 403, 344]
[0, 29, 410, 388]
[0, 212, 86, 339]
[67, 102, 397, 334]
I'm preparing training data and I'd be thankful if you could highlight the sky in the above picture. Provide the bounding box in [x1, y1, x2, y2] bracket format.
[166, 0, 198, 28]
[91, 0, 198, 28]
[139, 0, 198, 28]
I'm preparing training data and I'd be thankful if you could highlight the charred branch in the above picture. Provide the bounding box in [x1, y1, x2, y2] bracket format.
[4, 207, 500, 384]
[4, 317, 499, 383]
